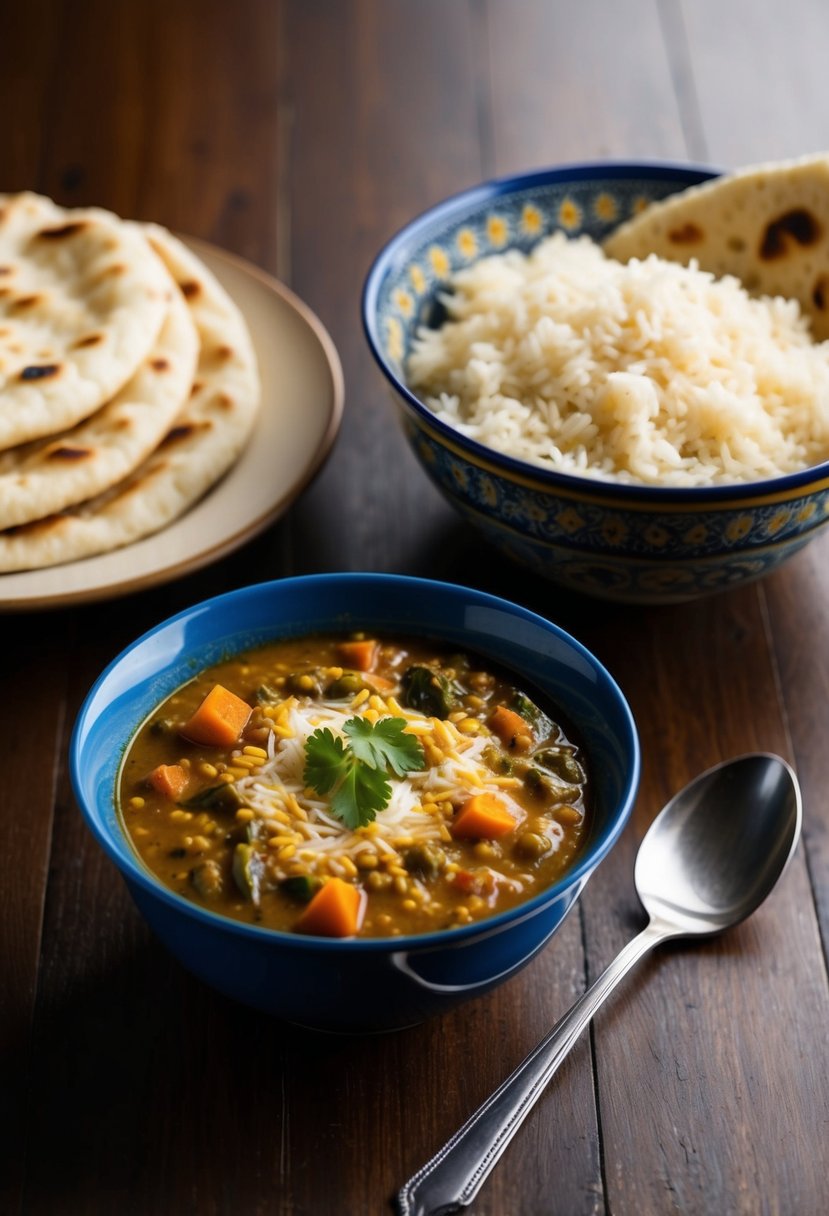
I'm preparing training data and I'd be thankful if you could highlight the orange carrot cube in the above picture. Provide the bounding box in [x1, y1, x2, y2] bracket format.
[452, 792, 517, 839]
[146, 763, 189, 801]
[336, 639, 378, 671]
[180, 683, 252, 747]
[295, 877, 365, 937]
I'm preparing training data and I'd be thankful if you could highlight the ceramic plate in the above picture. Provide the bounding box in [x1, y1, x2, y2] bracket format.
[0, 239, 344, 611]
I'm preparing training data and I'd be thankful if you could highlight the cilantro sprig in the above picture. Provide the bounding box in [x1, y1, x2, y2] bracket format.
[303, 716, 425, 829]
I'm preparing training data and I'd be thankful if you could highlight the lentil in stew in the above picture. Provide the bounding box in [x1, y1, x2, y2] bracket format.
[119, 634, 589, 937]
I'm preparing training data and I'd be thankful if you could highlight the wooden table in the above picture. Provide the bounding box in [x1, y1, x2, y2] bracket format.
[3, 3, 829, 1213]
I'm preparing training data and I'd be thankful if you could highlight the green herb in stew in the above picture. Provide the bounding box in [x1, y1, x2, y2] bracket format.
[119, 634, 589, 939]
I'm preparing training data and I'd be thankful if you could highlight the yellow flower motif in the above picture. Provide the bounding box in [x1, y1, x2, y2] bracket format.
[386, 316, 403, 362]
[457, 228, 477, 258]
[409, 264, 426, 294]
[594, 193, 618, 222]
[486, 215, 509, 247]
[726, 514, 753, 542]
[479, 476, 499, 507]
[416, 436, 436, 465]
[520, 204, 543, 236]
[451, 462, 469, 491]
[524, 501, 549, 523]
[558, 198, 582, 231]
[394, 288, 414, 317]
[683, 523, 708, 545]
[556, 507, 585, 534]
[428, 245, 450, 278]
[766, 508, 790, 535]
[602, 517, 629, 545]
[796, 501, 817, 522]
[640, 568, 694, 592]
[633, 195, 650, 215]
[643, 524, 670, 548]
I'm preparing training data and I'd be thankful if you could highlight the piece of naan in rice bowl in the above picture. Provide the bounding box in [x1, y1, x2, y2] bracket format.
[603, 152, 829, 340]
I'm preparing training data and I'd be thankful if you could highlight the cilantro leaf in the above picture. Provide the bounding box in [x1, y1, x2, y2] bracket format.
[332, 763, 391, 830]
[303, 727, 349, 794]
[343, 716, 425, 776]
[303, 716, 425, 829]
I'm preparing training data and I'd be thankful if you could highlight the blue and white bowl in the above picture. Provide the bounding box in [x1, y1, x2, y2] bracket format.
[70, 574, 639, 1032]
[363, 162, 829, 603]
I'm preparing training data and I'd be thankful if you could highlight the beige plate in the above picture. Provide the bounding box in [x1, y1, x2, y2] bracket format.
[0, 238, 344, 612]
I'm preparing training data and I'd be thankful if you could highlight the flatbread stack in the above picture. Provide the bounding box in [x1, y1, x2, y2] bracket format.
[604, 153, 829, 341]
[0, 192, 260, 573]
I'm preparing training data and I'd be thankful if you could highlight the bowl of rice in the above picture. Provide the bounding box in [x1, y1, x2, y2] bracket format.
[362, 161, 829, 602]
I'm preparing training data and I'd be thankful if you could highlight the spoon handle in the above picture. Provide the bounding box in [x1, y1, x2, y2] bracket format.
[397, 919, 669, 1216]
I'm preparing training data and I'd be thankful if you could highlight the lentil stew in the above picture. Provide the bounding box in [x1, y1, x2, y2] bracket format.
[119, 633, 589, 937]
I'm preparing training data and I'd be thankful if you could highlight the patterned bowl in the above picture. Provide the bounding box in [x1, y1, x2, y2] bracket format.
[362, 162, 829, 603]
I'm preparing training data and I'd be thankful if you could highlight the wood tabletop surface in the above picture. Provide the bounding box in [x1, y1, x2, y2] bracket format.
[2, 2, 829, 1213]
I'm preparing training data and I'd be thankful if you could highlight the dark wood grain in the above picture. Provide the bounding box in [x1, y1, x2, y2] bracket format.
[1, 1, 829, 1214]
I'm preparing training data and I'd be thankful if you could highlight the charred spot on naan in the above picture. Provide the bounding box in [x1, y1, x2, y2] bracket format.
[19, 363, 62, 382]
[11, 294, 45, 310]
[4, 513, 67, 539]
[72, 333, 104, 349]
[35, 221, 90, 241]
[160, 420, 213, 447]
[180, 279, 202, 299]
[759, 209, 822, 261]
[46, 445, 93, 462]
[667, 221, 704, 245]
[814, 275, 828, 312]
[149, 357, 171, 372]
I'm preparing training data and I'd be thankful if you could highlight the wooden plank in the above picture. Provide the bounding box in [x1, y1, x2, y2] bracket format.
[575, 593, 829, 1215]
[483, 0, 688, 172]
[29, 0, 280, 264]
[281, 0, 483, 579]
[277, 3, 600, 1212]
[679, 0, 829, 165]
[0, 4, 72, 1212]
[479, 3, 829, 1213]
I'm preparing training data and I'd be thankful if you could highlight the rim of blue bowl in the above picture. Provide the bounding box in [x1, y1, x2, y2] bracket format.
[362, 159, 829, 505]
[69, 572, 641, 954]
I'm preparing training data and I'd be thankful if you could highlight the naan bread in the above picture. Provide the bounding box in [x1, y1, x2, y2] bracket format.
[0, 284, 198, 528]
[0, 192, 172, 447]
[603, 154, 829, 340]
[0, 227, 260, 572]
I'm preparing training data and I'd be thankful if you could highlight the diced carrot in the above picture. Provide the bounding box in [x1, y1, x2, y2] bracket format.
[452, 792, 517, 839]
[295, 876, 365, 937]
[366, 672, 396, 692]
[337, 639, 378, 671]
[488, 704, 532, 751]
[452, 869, 480, 895]
[180, 683, 252, 747]
[146, 763, 189, 801]
[452, 868, 496, 897]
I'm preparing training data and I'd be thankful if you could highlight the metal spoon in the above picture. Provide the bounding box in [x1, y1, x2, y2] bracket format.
[397, 753, 802, 1216]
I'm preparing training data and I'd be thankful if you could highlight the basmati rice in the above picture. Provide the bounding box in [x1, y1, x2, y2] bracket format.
[407, 233, 829, 486]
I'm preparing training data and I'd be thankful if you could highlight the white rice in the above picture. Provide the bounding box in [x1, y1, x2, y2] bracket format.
[407, 233, 829, 486]
[230, 697, 546, 884]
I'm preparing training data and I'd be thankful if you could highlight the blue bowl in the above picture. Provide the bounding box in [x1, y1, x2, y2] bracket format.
[363, 162, 829, 603]
[70, 574, 639, 1031]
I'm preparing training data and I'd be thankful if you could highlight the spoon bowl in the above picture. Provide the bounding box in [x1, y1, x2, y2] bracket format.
[398, 753, 802, 1216]
[635, 753, 802, 936]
